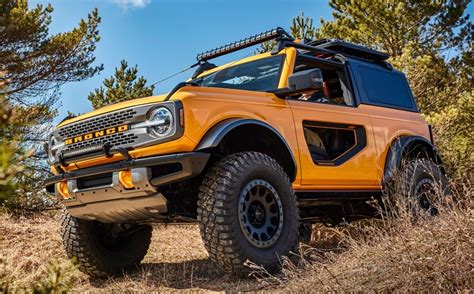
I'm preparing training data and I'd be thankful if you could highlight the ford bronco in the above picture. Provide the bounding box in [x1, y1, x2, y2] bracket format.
[44, 28, 448, 277]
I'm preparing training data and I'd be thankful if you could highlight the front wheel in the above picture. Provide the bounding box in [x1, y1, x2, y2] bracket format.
[198, 152, 299, 276]
[60, 210, 152, 278]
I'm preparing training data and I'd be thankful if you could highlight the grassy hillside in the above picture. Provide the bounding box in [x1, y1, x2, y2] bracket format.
[0, 214, 263, 292]
[1, 189, 472, 292]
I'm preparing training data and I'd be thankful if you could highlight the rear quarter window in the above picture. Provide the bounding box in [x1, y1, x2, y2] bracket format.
[357, 64, 416, 111]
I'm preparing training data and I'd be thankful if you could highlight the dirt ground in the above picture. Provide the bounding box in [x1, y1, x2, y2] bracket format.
[1, 199, 473, 292]
[0, 213, 268, 292]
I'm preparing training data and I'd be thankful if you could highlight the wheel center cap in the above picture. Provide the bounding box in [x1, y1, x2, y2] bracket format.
[249, 202, 266, 227]
[254, 207, 264, 221]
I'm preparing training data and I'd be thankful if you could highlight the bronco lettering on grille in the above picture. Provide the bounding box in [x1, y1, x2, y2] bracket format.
[64, 125, 129, 145]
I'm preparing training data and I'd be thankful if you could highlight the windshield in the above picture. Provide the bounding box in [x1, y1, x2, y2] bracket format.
[194, 55, 284, 92]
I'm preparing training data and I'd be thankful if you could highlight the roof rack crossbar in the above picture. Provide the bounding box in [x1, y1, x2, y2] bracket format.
[284, 42, 340, 57]
[196, 27, 293, 62]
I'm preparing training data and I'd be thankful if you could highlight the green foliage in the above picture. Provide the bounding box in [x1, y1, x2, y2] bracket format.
[290, 12, 318, 41]
[258, 39, 277, 54]
[0, 0, 103, 207]
[88, 59, 154, 109]
[425, 91, 474, 180]
[1, 0, 102, 122]
[32, 260, 73, 294]
[318, 0, 473, 56]
[0, 257, 74, 293]
[0, 104, 19, 204]
[398, 46, 471, 117]
[0, 69, 23, 205]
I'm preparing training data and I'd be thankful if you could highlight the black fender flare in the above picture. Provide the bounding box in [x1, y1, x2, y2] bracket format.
[195, 118, 297, 181]
[383, 135, 444, 184]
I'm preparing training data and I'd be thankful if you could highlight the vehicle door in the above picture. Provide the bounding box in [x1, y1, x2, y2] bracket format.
[286, 54, 380, 189]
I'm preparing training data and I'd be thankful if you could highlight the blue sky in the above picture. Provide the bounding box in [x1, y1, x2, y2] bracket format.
[29, 0, 473, 124]
[29, 0, 334, 123]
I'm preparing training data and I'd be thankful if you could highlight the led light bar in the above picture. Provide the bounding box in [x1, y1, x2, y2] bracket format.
[196, 27, 293, 62]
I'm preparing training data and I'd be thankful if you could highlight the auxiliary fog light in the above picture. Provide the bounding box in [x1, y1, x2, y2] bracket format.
[56, 181, 71, 200]
[118, 170, 134, 189]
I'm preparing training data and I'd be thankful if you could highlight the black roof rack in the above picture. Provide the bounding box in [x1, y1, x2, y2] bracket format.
[306, 39, 389, 61]
[193, 28, 391, 78]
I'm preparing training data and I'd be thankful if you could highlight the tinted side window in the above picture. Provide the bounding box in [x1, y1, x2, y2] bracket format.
[358, 65, 415, 110]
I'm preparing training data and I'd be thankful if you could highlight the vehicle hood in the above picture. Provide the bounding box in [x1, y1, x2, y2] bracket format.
[57, 94, 168, 128]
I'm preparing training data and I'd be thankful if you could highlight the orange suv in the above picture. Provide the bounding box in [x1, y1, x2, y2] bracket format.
[45, 28, 448, 277]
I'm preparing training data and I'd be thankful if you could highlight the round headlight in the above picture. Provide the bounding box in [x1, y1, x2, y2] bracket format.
[148, 107, 173, 137]
[48, 135, 58, 162]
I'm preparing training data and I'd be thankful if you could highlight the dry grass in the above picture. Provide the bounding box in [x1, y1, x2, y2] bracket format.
[274, 188, 474, 292]
[0, 212, 265, 292]
[281, 211, 473, 292]
[1, 187, 473, 292]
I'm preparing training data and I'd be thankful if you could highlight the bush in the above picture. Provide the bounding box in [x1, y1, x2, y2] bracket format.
[250, 178, 473, 292]
[0, 257, 74, 293]
[425, 91, 474, 182]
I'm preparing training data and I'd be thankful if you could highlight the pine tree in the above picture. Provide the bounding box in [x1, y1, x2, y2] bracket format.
[88, 60, 154, 109]
[0, 0, 103, 205]
[290, 12, 318, 41]
[1, 0, 103, 127]
[0, 68, 22, 203]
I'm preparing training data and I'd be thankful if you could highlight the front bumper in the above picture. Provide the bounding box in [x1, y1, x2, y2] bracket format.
[44, 152, 210, 223]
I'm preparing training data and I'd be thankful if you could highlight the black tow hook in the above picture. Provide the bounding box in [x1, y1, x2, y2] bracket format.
[111, 147, 132, 161]
[58, 151, 69, 167]
[102, 143, 132, 161]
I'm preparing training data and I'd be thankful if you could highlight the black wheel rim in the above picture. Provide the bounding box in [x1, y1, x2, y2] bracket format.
[414, 178, 439, 216]
[238, 179, 284, 248]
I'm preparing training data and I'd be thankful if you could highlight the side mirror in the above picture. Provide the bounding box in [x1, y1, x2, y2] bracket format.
[272, 68, 324, 98]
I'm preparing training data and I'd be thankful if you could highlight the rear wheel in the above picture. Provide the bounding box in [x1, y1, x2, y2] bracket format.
[198, 152, 299, 276]
[60, 210, 152, 278]
[396, 159, 450, 217]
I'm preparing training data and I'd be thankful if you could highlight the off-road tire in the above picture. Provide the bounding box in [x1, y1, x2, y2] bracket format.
[197, 152, 299, 276]
[60, 209, 152, 278]
[395, 158, 450, 216]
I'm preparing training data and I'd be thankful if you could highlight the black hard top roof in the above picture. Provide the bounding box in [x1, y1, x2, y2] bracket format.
[306, 39, 389, 62]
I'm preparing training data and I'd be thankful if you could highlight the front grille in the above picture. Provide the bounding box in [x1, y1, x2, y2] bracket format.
[58, 109, 136, 138]
[56, 107, 141, 162]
